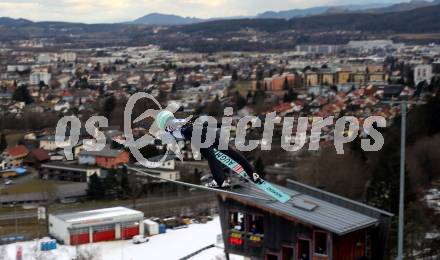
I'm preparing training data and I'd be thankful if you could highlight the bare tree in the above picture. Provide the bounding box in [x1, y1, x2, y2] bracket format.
[75, 246, 102, 260]
[298, 146, 370, 200]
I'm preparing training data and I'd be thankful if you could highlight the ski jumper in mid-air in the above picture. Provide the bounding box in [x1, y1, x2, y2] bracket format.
[156, 111, 260, 188]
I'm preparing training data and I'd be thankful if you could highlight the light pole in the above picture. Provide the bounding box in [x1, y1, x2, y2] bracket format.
[397, 102, 406, 260]
[383, 100, 425, 260]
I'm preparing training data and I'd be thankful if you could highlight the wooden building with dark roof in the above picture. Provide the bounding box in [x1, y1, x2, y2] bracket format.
[217, 179, 392, 260]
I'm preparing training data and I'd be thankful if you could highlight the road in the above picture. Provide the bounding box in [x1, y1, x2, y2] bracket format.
[0, 170, 37, 190]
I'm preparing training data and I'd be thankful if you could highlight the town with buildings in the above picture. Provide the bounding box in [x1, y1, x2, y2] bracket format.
[0, 2, 440, 259]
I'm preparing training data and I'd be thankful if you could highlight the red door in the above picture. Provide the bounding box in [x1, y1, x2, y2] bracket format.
[70, 233, 89, 245]
[122, 226, 139, 239]
[93, 225, 116, 242]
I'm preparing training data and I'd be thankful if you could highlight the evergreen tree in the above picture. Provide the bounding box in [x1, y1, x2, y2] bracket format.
[87, 174, 104, 199]
[283, 77, 289, 90]
[12, 84, 34, 104]
[38, 80, 45, 93]
[256, 69, 264, 81]
[283, 88, 298, 103]
[235, 91, 247, 110]
[246, 90, 253, 101]
[103, 94, 116, 118]
[103, 170, 120, 198]
[0, 133, 7, 152]
[366, 115, 415, 214]
[231, 69, 238, 81]
[120, 170, 131, 197]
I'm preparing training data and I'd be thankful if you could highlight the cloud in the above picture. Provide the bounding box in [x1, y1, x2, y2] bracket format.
[179, 0, 228, 7]
[0, 0, 404, 22]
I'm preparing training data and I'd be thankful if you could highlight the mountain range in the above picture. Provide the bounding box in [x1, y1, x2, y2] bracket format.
[129, 0, 440, 25]
[129, 13, 203, 25]
[0, 1, 439, 46]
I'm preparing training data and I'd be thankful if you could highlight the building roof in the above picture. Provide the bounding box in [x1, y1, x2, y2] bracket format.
[79, 149, 125, 158]
[222, 179, 391, 235]
[4, 145, 29, 158]
[28, 148, 49, 161]
[52, 207, 143, 223]
[56, 183, 88, 199]
[41, 162, 100, 172]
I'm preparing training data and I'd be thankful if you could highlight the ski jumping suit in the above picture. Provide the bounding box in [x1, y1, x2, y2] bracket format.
[169, 124, 256, 187]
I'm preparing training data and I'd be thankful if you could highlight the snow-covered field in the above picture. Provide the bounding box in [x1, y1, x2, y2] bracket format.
[1, 216, 243, 260]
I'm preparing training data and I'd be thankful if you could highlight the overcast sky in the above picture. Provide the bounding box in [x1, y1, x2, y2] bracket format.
[0, 0, 410, 23]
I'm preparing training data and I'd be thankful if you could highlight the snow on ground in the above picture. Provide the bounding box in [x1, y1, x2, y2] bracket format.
[1, 216, 242, 260]
[190, 247, 244, 260]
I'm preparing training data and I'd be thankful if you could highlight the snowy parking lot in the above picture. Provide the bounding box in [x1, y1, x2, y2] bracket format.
[1, 216, 242, 260]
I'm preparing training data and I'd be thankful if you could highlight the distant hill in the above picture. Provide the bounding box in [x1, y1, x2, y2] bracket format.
[176, 4, 440, 35]
[0, 3, 440, 46]
[256, 1, 440, 19]
[366, 0, 440, 13]
[256, 3, 391, 19]
[0, 17, 33, 26]
[130, 13, 203, 25]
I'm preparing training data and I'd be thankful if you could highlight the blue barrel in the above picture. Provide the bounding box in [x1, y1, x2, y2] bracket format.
[41, 242, 47, 251]
[159, 224, 167, 234]
[49, 240, 56, 250]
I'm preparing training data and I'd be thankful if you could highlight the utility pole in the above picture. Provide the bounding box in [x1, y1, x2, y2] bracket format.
[397, 102, 406, 260]
[383, 100, 425, 260]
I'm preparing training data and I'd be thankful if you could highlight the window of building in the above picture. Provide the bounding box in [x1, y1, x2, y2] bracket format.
[314, 231, 328, 255]
[247, 214, 264, 235]
[298, 239, 310, 260]
[229, 212, 244, 231]
[282, 246, 294, 260]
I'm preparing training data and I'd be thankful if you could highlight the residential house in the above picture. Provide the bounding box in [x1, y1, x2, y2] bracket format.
[368, 73, 385, 83]
[336, 70, 351, 84]
[24, 148, 50, 167]
[130, 164, 180, 183]
[218, 180, 392, 260]
[320, 70, 335, 86]
[414, 64, 432, 85]
[39, 135, 71, 151]
[30, 67, 51, 85]
[305, 71, 319, 86]
[1, 145, 29, 169]
[146, 155, 176, 170]
[270, 73, 295, 91]
[78, 149, 129, 169]
[352, 72, 367, 84]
